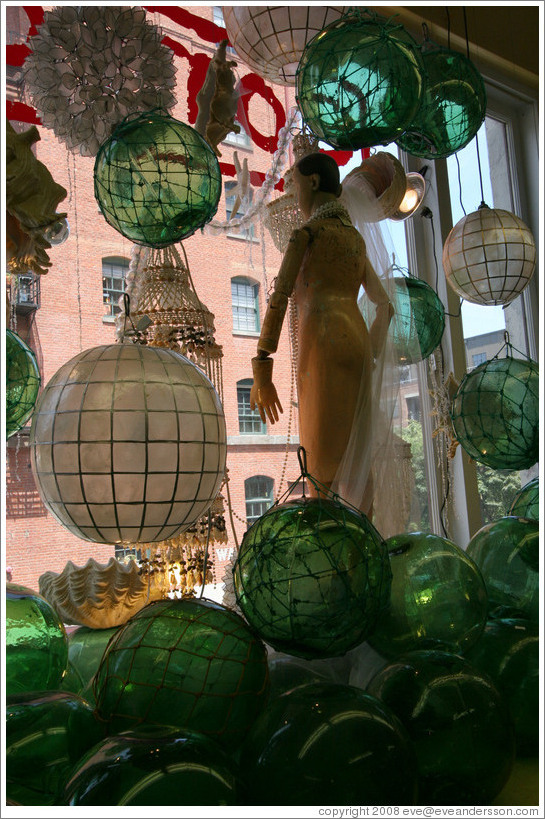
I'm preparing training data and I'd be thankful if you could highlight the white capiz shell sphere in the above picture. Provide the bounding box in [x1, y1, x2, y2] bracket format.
[442, 207, 536, 306]
[222, 5, 349, 85]
[30, 344, 226, 545]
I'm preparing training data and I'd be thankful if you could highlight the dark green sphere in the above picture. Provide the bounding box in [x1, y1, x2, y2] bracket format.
[94, 598, 269, 746]
[368, 532, 488, 658]
[64, 727, 241, 806]
[233, 497, 392, 659]
[94, 112, 222, 247]
[451, 356, 539, 470]
[240, 682, 418, 806]
[367, 650, 515, 805]
[296, 13, 423, 150]
[465, 618, 539, 756]
[6, 329, 40, 439]
[68, 626, 120, 690]
[509, 476, 539, 520]
[465, 516, 539, 621]
[397, 45, 486, 159]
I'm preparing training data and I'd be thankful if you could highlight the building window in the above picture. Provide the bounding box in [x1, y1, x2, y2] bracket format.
[102, 257, 128, 318]
[406, 396, 421, 422]
[245, 476, 274, 527]
[231, 276, 260, 333]
[223, 120, 252, 150]
[237, 379, 266, 434]
[225, 180, 255, 239]
[472, 352, 487, 368]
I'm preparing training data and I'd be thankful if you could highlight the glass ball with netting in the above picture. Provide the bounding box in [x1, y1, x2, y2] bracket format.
[296, 10, 424, 150]
[509, 476, 539, 521]
[6, 329, 41, 439]
[94, 111, 222, 247]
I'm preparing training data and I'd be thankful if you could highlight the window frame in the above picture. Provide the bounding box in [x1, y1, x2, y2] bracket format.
[102, 256, 129, 319]
[237, 378, 266, 435]
[231, 276, 260, 334]
[245, 475, 274, 527]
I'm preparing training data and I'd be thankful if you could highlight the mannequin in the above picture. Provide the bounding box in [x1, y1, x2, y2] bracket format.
[251, 152, 394, 512]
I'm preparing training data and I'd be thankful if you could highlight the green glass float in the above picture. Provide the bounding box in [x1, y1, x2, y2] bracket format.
[6, 583, 68, 697]
[465, 516, 539, 621]
[94, 597, 269, 746]
[6, 329, 41, 439]
[450, 356, 539, 470]
[367, 532, 488, 659]
[233, 496, 392, 660]
[240, 682, 418, 806]
[367, 650, 515, 805]
[360, 274, 445, 364]
[509, 476, 539, 520]
[6, 691, 105, 806]
[296, 10, 423, 150]
[59, 660, 85, 696]
[397, 43, 486, 159]
[267, 655, 336, 700]
[94, 111, 222, 247]
[68, 626, 119, 690]
[465, 618, 539, 757]
[64, 726, 241, 806]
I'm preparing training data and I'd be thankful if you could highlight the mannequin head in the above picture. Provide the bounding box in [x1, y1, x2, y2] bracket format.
[293, 152, 342, 219]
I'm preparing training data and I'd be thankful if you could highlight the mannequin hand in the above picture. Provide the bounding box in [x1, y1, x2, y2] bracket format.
[250, 381, 283, 424]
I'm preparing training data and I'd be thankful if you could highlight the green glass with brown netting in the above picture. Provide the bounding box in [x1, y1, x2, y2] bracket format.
[509, 476, 539, 520]
[93, 597, 269, 746]
[6, 329, 41, 439]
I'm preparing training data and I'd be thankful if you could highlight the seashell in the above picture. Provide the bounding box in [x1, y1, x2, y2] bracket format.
[342, 152, 407, 223]
[39, 557, 164, 629]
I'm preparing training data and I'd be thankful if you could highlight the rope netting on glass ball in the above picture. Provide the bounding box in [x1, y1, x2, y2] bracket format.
[6, 329, 41, 439]
[296, 9, 424, 150]
[233, 447, 392, 660]
[450, 335, 539, 471]
[94, 110, 222, 247]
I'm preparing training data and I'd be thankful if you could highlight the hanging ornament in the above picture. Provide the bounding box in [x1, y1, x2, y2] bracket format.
[23, 6, 176, 157]
[450, 349, 539, 471]
[94, 111, 222, 247]
[396, 40, 486, 159]
[93, 597, 269, 745]
[6, 329, 41, 439]
[443, 205, 536, 306]
[509, 476, 539, 520]
[30, 344, 227, 545]
[296, 10, 424, 150]
[341, 151, 408, 223]
[222, 6, 349, 86]
[233, 451, 392, 660]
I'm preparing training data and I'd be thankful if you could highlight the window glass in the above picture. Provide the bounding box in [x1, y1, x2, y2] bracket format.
[237, 379, 266, 434]
[231, 277, 259, 332]
[225, 180, 255, 238]
[245, 476, 274, 526]
[102, 258, 129, 318]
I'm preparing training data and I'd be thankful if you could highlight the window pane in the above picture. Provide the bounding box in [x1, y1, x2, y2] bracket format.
[245, 476, 274, 526]
[232, 279, 259, 332]
[237, 384, 266, 434]
[102, 258, 129, 317]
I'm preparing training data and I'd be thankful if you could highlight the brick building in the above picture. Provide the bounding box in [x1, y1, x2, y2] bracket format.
[5, 5, 305, 594]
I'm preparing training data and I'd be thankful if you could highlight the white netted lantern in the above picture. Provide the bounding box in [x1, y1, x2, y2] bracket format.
[30, 344, 226, 545]
[222, 5, 348, 85]
[443, 205, 536, 306]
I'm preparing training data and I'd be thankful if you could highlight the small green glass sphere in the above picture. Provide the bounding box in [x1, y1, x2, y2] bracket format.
[94, 111, 222, 247]
[240, 682, 418, 806]
[296, 12, 423, 150]
[64, 726, 241, 806]
[396, 44, 486, 159]
[368, 532, 488, 658]
[367, 650, 515, 805]
[6, 583, 68, 697]
[233, 497, 392, 660]
[68, 626, 120, 690]
[465, 516, 539, 621]
[6, 691, 105, 806]
[465, 618, 539, 757]
[94, 598, 269, 745]
[451, 356, 539, 470]
[509, 476, 539, 520]
[6, 329, 40, 439]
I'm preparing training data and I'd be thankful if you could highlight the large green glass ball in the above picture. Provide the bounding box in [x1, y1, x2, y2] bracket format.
[296, 12, 423, 150]
[94, 111, 222, 247]
[396, 45, 486, 159]
[6, 583, 68, 697]
[6, 691, 105, 806]
[233, 497, 392, 659]
[451, 356, 539, 470]
[465, 516, 539, 621]
[465, 618, 539, 756]
[240, 682, 418, 806]
[64, 726, 242, 806]
[367, 650, 515, 805]
[6, 329, 40, 439]
[368, 532, 488, 658]
[360, 275, 445, 363]
[509, 476, 539, 520]
[94, 598, 269, 745]
[68, 626, 120, 689]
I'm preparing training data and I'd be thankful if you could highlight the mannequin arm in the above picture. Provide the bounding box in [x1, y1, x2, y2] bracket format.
[250, 355, 283, 424]
[362, 256, 394, 359]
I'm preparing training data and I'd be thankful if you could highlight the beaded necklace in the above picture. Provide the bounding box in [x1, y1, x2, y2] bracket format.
[305, 200, 352, 225]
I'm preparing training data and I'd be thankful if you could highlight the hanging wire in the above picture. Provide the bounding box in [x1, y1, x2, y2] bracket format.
[421, 207, 462, 318]
[454, 153, 467, 217]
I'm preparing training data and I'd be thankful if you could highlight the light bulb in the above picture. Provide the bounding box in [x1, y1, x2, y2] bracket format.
[390, 172, 426, 221]
[399, 189, 419, 213]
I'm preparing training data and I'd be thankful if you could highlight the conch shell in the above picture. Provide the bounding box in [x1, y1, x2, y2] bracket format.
[39, 557, 164, 629]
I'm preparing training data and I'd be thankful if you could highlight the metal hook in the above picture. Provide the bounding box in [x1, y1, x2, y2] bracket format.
[297, 445, 308, 478]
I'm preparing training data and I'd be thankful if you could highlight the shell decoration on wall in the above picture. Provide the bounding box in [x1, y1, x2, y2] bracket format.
[39, 557, 164, 629]
[23, 6, 176, 157]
